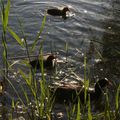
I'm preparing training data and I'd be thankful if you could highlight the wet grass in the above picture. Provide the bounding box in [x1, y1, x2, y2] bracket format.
[0, 0, 120, 119]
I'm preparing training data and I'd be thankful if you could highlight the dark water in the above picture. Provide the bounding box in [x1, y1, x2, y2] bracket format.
[5, 0, 119, 80]
[0, 0, 120, 119]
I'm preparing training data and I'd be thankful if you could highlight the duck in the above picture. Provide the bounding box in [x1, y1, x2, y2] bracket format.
[29, 54, 56, 70]
[50, 78, 112, 104]
[47, 7, 70, 19]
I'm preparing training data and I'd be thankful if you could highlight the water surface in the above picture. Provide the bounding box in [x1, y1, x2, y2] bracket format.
[0, 0, 120, 119]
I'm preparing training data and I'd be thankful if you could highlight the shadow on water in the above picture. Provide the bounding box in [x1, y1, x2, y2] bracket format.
[92, 0, 120, 83]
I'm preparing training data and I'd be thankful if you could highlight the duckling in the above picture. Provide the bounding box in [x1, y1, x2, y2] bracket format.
[47, 7, 70, 19]
[29, 54, 56, 70]
[50, 78, 112, 104]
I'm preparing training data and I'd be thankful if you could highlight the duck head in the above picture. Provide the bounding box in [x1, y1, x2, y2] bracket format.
[62, 7, 70, 19]
[45, 55, 56, 68]
[81, 78, 112, 103]
[62, 7, 70, 13]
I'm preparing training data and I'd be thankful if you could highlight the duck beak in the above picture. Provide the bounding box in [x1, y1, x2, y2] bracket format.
[52, 58, 67, 67]
[56, 59, 67, 63]
[104, 78, 113, 87]
[68, 9, 70, 11]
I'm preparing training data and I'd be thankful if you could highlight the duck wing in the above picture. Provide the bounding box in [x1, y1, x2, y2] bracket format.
[47, 9, 62, 16]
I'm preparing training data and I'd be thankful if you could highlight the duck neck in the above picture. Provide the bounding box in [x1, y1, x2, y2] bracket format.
[46, 60, 51, 65]
[94, 84, 103, 96]
[62, 10, 67, 16]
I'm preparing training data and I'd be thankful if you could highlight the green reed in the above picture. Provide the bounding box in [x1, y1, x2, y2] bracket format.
[76, 98, 81, 120]
[1, 0, 10, 78]
[115, 85, 120, 119]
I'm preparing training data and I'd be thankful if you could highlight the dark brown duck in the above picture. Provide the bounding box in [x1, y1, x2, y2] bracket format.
[29, 54, 56, 69]
[47, 7, 70, 19]
[50, 78, 112, 104]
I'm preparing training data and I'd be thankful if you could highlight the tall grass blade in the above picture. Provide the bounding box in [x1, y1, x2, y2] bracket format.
[31, 15, 46, 51]
[20, 83, 29, 104]
[4, 0, 10, 30]
[88, 95, 92, 120]
[104, 93, 110, 120]
[38, 39, 45, 81]
[2, 42, 7, 61]
[84, 55, 89, 104]
[19, 69, 36, 97]
[95, 48, 105, 61]
[7, 27, 24, 47]
[4, 76, 25, 106]
[1, 0, 10, 76]
[12, 98, 15, 109]
[115, 85, 120, 111]
[1, 0, 10, 31]
[15, 17, 32, 65]
[19, 69, 31, 86]
[84, 55, 87, 81]
[76, 98, 81, 120]
[2, 33, 8, 76]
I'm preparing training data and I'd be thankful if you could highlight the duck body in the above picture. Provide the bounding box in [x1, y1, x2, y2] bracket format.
[51, 83, 83, 103]
[29, 54, 56, 70]
[50, 78, 111, 104]
[47, 7, 70, 19]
